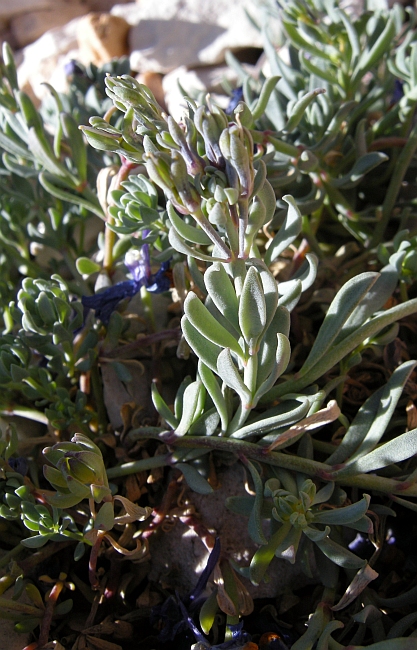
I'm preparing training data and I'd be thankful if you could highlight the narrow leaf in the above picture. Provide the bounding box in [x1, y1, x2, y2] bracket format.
[351, 14, 397, 84]
[245, 460, 268, 545]
[175, 380, 204, 437]
[181, 316, 222, 372]
[336, 360, 416, 464]
[151, 382, 179, 429]
[175, 462, 213, 494]
[238, 266, 267, 345]
[249, 522, 292, 585]
[199, 588, 219, 635]
[231, 398, 310, 439]
[300, 272, 378, 376]
[254, 333, 291, 402]
[217, 348, 251, 404]
[284, 88, 326, 134]
[204, 263, 240, 331]
[266, 399, 340, 452]
[313, 534, 366, 570]
[314, 494, 370, 526]
[167, 202, 212, 245]
[332, 564, 379, 611]
[264, 194, 302, 266]
[198, 360, 229, 432]
[335, 429, 417, 477]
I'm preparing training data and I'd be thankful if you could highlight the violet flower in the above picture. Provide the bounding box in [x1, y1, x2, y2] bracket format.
[153, 538, 221, 644]
[226, 87, 244, 114]
[82, 244, 171, 324]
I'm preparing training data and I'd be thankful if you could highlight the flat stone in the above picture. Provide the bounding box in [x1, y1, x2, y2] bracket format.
[10, 1, 89, 49]
[111, 0, 280, 73]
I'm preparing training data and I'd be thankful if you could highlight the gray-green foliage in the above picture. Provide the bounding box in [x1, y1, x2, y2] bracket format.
[77, 2, 417, 646]
[1, 1, 417, 647]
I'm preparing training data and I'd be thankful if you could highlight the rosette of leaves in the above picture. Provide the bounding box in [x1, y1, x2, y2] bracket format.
[244, 475, 372, 586]
[107, 172, 167, 239]
[43, 433, 152, 573]
[42, 433, 113, 509]
[41, 57, 131, 141]
[378, 229, 417, 300]
[0, 427, 85, 553]
[0, 275, 97, 430]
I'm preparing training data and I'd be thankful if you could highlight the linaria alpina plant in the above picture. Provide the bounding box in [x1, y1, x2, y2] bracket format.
[1, 1, 417, 648]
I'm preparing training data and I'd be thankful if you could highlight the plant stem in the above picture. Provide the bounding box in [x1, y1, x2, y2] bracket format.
[370, 119, 417, 247]
[37, 571, 67, 648]
[0, 543, 24, 570]
[140, 285, 155, 331]
[0, 597, 42, 616]
[123, 429, 417, 497]
[106, 452, 172, 479]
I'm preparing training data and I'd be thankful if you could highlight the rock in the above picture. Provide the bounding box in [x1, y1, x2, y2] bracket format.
[148, 463, 314, 598]
[111, 0, 281, 73]
[162, 63, 257, 121]
[77, 12, 130, 67]
[88, 0, 132, 9]
[0, 0, 50, 22]
[10, 0, 89, 49]
[0, 605, 30, 649]
[17, 17, 81, 101]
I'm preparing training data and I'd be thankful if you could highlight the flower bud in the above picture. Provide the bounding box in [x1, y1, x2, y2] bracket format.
[144, 152, 176, 196]
[194, 105, 224, 167]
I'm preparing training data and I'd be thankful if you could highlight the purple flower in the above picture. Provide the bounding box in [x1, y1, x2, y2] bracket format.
[82, 245, 171, 324]
[392, 79, 404, 104]
[152, 538, 221, 644]
[226, 87, 244, 114]
[189, 537, 221, 603]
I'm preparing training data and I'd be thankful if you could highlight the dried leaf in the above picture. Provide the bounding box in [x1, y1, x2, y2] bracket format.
[113, 496, 152, 524]
[214, 565, 238, 617]
[125, 473, 146, 502]
[406, 400, 417, 430]
[103, 533, 149, 561]
[267, 400, 340, 452]
[332, 563, 379, 611]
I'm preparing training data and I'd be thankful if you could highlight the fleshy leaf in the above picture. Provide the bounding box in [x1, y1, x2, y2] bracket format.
[238, 266, 267, 347]
[334, 429, 417, 477]
[175, 462, 213, 494]
[264, 195, 302, 266]
[184, 292, 243, 358]
[216, 348, 251, 404]
[300, 272, 379, 377]
[245, 460, 268, 545]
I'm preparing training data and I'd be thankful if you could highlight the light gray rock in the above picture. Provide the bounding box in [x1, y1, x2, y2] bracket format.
[162, 65, 233, 120]
[0, 583, 30, 650]
[17, 17, 81, 100]
[0, 0, 50, 21]
[111, 0, 281, 73]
